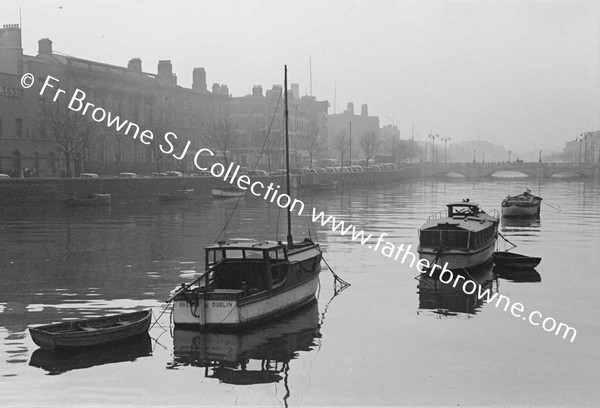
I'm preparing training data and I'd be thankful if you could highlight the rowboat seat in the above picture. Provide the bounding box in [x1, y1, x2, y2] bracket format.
[79, 325, 98, 331]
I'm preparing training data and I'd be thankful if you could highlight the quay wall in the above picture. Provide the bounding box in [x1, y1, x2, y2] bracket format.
[0, 168, 419, 204]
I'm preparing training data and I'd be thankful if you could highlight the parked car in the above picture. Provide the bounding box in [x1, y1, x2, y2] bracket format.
[351, 166, 365, 173]
[166, 171, 183, 177]
[79, 173, 99, 178]
[0, 174, 10, 178]
[249, 169, 269, 176]
[315, 168, 326, 173]
[118, 172, 137, 178]
[271, 169, 288, 176]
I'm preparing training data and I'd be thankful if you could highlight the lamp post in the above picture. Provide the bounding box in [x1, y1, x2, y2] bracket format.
[441, 137, 450, 163]
[539, 149, 542, 163]
[473, 149, 476, 163]
[428, 133, 439, 163]
[579, 134, 584, 164]
[508, 150, 511, 163]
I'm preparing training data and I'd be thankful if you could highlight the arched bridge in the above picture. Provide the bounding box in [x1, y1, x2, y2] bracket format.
[415, 162, 600, 178]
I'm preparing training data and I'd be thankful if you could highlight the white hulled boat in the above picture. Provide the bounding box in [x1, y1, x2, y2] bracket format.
[418, 201, 499, 271]
[169, 66, 323, 329]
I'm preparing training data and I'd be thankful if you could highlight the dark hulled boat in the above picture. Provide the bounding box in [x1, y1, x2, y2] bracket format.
[63, 193, 111, 207]
[418, 201, 499, 271]
[28, 310, 151, 351]
[501, 190, 542, 218]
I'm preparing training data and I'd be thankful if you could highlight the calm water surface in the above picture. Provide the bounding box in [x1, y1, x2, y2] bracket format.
[0, 179, 599, 407]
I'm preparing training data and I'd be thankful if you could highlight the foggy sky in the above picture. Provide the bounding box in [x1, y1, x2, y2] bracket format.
[2, 0, 598, 154]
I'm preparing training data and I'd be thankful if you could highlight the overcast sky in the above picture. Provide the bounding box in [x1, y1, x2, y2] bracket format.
[2, 0, 599, 153]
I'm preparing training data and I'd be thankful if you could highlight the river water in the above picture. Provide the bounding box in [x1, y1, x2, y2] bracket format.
[0, 178, 598, 407]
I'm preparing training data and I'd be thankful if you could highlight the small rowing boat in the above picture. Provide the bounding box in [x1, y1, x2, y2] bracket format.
[29, 310, 152, 351]
[501, 189, 542, 218]
[492, 251, 541, 269]
[212, 186, 245, 198]
[63, 193, 111, 207]
[158, 189, 195, 201]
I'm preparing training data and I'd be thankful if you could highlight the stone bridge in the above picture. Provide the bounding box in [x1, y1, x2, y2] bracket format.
[415, 162, 600, 178]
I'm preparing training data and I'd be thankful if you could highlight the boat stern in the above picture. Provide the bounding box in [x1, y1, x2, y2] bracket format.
[172, 289, 243, 328]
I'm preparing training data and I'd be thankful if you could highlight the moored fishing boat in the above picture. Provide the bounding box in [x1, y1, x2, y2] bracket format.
[501, 190, 542, 217]
[63, 193, 111, 206]
[492, 251, 541, 269]
[28, 310, 152, 351]
[169, 66, 323, 329]
[158, 189, 195, 201]
[212, 186, 245, 198]
[418, 201, 499, 271]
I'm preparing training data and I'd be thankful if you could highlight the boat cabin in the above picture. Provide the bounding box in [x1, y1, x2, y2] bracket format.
[204, 241, 290, 295]
[446, 202, 482, 218]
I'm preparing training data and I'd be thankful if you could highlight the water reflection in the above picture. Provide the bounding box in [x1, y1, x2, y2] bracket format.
[501, 216, 541, 229]
[417, 264, 496, 317]
[494, 266, 541, 283]
[169, 301, 321, 386]
[29, 334, 152, 375]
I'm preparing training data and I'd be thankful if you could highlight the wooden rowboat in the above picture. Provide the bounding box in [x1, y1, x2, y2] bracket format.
[63, 193, 111, 207]
[492, 251, 541, 269]
[158, 189, 195, 201]
[29, 310, 152, 351]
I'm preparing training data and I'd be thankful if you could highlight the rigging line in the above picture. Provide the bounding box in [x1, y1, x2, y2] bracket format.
[542, 201, 561, 211]
[497, 231, 517, 250]
[213, 92, 283, 243]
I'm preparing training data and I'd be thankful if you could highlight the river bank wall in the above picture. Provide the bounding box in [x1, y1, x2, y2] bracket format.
[0, 168, 420, 204]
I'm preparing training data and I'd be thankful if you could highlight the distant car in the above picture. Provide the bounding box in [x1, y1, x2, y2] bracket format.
[249, 169, 269, 176]
[79, 173, 99, 178]
[165, 171, 183, 177]
[315, 168, 326, 173]
[118, 172, 137, 178]
[0, 174, 10, 178]
[152, 172, 167, 177]
[271, 169, 288, 176]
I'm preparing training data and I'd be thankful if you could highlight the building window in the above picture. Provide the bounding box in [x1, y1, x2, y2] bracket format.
[16, 119, 23, 138]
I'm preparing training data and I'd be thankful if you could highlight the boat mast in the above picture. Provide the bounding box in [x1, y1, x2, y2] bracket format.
[284, 65, 293, 248]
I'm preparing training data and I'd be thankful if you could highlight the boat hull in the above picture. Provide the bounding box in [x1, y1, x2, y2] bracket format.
[212, 188, 245, 198]
[63, 193, 111, 207]
[172, 274, 320, 329]
[501, 204, 540, 217]
[418, 240, 496, 271]
[29, 310, 151, 351]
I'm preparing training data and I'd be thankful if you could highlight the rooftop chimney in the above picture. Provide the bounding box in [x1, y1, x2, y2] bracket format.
[157, 60, 177, 86]
[38, 38, 52, 55]
[291, 83, 300, 99]
[221, 84, 229, 96]
[347, 102, 354, 115]
[192, 67, 207, 91]
[361, 104, 368, 116]
[252, 85, 263, 97]
[0, 24, 23, 75]
[128, 58, 142, 72]
[212, 83, 221, 93]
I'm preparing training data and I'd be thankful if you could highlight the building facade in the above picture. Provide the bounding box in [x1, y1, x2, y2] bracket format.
[327, 102, 379, 165]
[0, 23, 229, 177]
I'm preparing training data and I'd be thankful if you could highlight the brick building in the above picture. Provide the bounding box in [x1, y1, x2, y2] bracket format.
[327, 102, 379, 164]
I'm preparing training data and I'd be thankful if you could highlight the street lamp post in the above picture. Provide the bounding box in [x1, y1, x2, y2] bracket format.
[473, 149, 476, 163]
[428, 133, 439, 163]
[579, 134, 584, 164]
[441, 137, 450, 163]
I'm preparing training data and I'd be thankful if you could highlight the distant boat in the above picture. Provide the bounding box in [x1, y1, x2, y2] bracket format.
[418, 200, 499, 270]
[212, 186, 245, 198]
[492, 251, 541, 269]
[29, 310, 151, 351]
[158, 189, 195, 201]
[501, 190, 542, 218]
[63, 193, 111, 206]
[300, 179, 338, 192]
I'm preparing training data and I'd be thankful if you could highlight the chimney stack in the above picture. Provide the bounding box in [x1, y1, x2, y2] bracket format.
[192, 67, 207, 91]
[361, 104, 368, 116]
[212, 83, 221, 94]
[347, 102, 354, 115]
[38, 38, 52, 55]
[128, 58, 142, 72]
[0, 24, 23, 75]
[252, 85, 263, 97]
[291, 83, 300, 99]
[157, 60, 177, 85]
